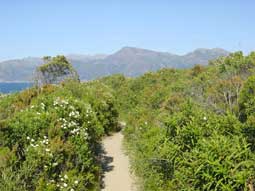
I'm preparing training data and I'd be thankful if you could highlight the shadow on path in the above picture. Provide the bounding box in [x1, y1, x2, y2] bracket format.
[97, 142, 114, 189]
[99, 132, 136, 191]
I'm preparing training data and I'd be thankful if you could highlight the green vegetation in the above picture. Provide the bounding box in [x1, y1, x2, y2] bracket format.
[36, 56, 79, 85]
[0, 81, 119, 190]
[1, 52, 255, 190]
[97, 52, 255, 190]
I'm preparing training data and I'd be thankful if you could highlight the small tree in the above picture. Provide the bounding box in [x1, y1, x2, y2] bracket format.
[239, 75, 255, 122]
[35, 55, 79, 86]
[191, 64, 204, 76]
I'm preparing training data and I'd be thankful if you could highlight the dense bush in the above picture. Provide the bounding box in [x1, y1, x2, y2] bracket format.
[99, 52, 255, 191]
[239, 75, 255, 151]
[1, 51, 255, 191]
[0, 81, 119, 191]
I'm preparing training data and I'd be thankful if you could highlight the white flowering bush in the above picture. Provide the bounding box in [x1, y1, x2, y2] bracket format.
[0, 82, 119, 191]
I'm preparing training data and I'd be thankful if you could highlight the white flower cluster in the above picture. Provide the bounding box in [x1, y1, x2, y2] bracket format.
[41, 103, 45, 110]
[26, 136, 52, 156]
[27, 136, 39, 148]
[59, 117, 89, 139]
[54, 98, 93, 141]
[52, 174, 79, 190]
[54, 97, 69, 108]
[59, 118, 78, 130]
[69, 111, 80, 118]
[41, 135, 49, 145]
[28, 102, 45, 113]
[56, 102, 91, 140]
[26, 136, 60, 173]
[70, 128, 80, 135]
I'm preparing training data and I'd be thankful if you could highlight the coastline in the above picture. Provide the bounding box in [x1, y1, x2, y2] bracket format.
[0, 81, 32, 83]
[0, 82, 33, 94]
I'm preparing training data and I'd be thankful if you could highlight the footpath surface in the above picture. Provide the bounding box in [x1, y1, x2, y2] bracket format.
[101, 132, 136, 191]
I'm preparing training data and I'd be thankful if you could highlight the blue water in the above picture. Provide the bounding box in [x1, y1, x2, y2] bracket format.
[0, 82, 33, 94]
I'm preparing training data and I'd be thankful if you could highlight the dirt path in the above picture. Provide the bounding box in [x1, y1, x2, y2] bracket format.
[101, 132, 136, 191]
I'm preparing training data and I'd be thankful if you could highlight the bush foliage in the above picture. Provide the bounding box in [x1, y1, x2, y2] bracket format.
[1, 52, 255, 190]
[0, 81, 119, 191]
[99, 51, 255, 191]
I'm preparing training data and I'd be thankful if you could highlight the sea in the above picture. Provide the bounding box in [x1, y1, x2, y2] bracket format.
[0, 82, 33, 94]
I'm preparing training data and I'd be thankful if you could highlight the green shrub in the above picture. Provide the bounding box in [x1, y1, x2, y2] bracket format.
[0, 81, 119, 190]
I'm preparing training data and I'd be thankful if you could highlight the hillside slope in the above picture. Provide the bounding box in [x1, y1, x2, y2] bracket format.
[0, 47, 229, 82]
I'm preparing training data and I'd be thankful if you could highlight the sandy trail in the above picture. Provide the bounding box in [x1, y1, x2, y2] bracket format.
[101, 132, 136, 191]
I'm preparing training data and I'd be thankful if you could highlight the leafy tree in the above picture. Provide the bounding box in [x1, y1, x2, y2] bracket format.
[239, 75, 255, 122]
[191, 64, 205, 76]
[35, 55, 79, 86]
[207, 76, 243, 114]
[239, 75, 255, 152]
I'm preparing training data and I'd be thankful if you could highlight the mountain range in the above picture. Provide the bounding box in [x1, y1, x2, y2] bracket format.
[0, 47, 229, 82]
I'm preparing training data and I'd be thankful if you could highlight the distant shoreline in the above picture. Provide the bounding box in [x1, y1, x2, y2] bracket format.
[0, 82, 33, 94]
[0, 81, 32, 83]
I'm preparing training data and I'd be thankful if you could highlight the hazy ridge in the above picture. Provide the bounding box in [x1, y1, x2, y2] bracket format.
[0, 47, 229, 82]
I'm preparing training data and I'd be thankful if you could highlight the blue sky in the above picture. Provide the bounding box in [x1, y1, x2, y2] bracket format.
[0, 0, 254, 60]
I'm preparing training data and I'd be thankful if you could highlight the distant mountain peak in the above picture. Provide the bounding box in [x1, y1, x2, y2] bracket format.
[119, 46, 145, 51]
[117, 46, 153, 54]
[189, 48, 229, 55]
[120, 46, 136, 50]
[66, 54, 107, 61]
[115, 46, 174, 59]
[0, 47, 230, 82]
